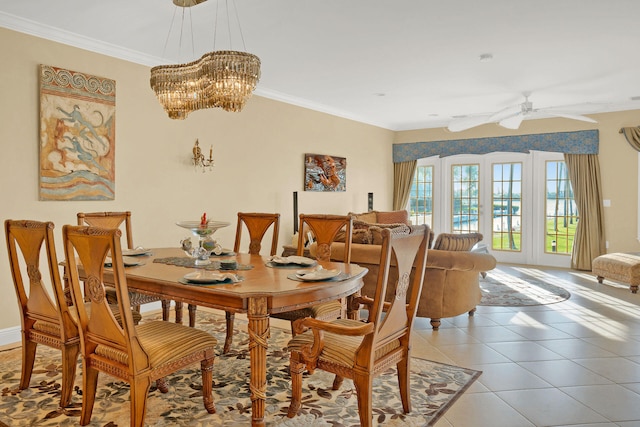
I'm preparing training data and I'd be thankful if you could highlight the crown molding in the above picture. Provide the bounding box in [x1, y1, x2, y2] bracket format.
[0, 11, 163, 66]
[254, 86, 393, 130]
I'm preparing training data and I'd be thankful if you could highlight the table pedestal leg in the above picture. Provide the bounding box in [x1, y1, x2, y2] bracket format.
[347, 284, 362, 320]
[248, 297, 269, 427]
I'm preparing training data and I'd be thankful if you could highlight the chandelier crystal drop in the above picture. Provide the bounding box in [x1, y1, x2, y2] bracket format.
[202, 50, 261, 112]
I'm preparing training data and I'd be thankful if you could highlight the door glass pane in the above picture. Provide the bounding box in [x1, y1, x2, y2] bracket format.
[451, 164, 479, 233]
[492, 162, 522, 251]
[545, 161, 578, 254]
[409, 165, 433, 227]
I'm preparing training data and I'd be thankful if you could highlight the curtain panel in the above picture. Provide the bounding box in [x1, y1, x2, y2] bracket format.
[620, 127, 640, 152]
[393, 160, 417, 211]
[563, 154, 606, 270]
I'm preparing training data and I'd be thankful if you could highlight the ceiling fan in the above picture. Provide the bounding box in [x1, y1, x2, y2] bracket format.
[447, 92, 598, 132]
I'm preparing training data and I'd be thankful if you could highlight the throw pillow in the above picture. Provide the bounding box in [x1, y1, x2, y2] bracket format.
[334, 228, 372, 244]
[353, 220, 408, 233]
[432, 232, 483, 251]
[352, 219, 374, 230]
[348, 211, 377, 224]
[369, 224, 410, 245]
[375, 210, 410, 225]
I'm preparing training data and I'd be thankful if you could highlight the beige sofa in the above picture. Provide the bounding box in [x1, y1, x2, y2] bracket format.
[318, 210, 497, 330]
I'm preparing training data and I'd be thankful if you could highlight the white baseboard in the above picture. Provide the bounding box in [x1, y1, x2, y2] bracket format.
[0, 326, 21, 348]
[0, 301, 164, 349]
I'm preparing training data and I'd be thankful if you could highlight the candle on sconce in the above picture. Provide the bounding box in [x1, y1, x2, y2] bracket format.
[192, 139, 214, 172]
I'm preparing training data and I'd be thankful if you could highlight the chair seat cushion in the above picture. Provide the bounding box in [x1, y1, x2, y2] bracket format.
[34, 303, 142, 340]
[32, 319, 61, 337]
[272, 301, 342, 322]
[95, 321, 217, 366]
[105, 287, 161, 306]
[287, 319, 400, 368]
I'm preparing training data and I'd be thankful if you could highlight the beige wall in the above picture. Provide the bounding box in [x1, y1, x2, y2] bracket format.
[395, 109, 640, 256]
[0, 28, 394, 333]
[2, 25, 640, 339]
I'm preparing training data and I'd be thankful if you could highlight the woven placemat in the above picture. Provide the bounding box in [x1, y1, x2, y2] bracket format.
[154, 256, 253, 271]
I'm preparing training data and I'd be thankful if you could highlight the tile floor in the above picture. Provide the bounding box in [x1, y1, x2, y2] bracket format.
[413, 264, 640, 427]
[9, 262, 631, 426]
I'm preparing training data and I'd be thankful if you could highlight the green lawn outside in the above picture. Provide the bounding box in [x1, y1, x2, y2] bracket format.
[546, 217, 577, 253]
[491, 217, 577, 254]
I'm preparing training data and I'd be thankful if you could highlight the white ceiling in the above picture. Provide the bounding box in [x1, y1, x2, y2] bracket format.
[1, 0, 639, 131]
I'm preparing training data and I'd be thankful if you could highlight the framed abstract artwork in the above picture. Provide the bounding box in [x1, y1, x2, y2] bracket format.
[304, 153, 346, 192]
[39, 65, 116, 200]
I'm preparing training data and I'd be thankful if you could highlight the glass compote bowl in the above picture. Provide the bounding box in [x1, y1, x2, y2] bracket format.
[177, 220, 230, 266]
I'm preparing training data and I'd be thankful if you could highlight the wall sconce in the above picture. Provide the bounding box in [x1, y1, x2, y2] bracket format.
[192, 139, 215, 172]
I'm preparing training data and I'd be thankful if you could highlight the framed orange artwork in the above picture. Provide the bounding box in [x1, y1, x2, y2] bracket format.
[39, 65, 116, 201]
[304, 153, 346, 192]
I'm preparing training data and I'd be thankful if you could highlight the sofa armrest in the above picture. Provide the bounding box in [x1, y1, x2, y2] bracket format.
[427, 249, 496, 272]
[323, 242, 383, 265]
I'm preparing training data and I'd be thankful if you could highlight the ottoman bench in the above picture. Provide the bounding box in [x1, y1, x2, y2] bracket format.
[592, 253, 640, 293]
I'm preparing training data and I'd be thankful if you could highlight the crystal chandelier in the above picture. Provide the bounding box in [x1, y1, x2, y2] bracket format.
[150, 0, 261, 119]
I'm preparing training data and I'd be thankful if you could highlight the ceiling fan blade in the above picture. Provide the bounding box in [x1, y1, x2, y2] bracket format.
[447, 115, 491, 132]
[499, 113, 524, 130]
[544, 111, 597, 123]
[489, 105, 521, 122]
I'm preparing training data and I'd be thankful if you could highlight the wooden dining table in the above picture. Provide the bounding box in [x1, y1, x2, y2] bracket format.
[101, 247, 367, 427]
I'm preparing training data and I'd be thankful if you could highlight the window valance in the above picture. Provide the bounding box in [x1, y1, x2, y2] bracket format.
[392, 130, 599, 163]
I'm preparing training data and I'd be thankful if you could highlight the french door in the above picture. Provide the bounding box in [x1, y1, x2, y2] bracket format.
[416, 151, 572, 268]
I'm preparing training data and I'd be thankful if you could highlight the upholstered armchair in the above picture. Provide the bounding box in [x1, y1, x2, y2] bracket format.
[325, 211, 496, 330]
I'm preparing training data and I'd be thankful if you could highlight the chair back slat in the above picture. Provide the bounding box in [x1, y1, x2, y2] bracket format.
[77, 211, 134, 249]
[63, 225, 138, 356]
[359, 225, 429, 363]
[297, 214, 352, 263]
[5, 220, 72, 328]
[234, 212, 280, 256]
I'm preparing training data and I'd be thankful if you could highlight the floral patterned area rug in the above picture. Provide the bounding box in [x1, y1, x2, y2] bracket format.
[480, 271, 571, 306]
[0, 312, 480, 427]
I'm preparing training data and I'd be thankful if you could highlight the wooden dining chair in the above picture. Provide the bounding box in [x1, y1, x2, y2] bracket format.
[62, 224, 217, 426]
[233, 212, 280, 256]
[4, 219, 142, 409]
[271, 214, 352, 333]
[77, 211, 190, 325]
[200, 212, 280, 353]
[5, 219, 80, 408]
[286, 224, 430, 427]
